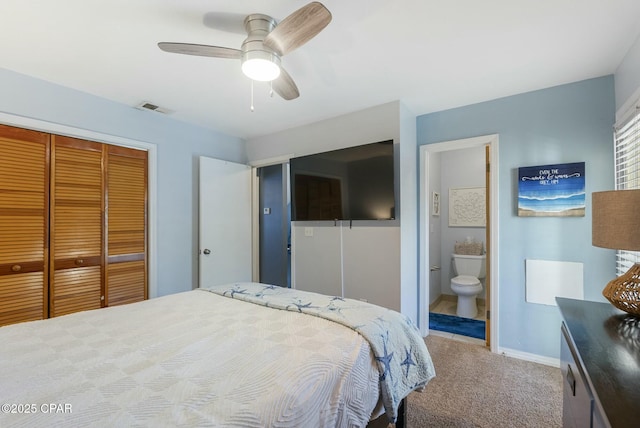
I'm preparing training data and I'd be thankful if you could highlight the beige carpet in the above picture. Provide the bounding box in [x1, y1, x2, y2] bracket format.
[406, 334, 562, 427]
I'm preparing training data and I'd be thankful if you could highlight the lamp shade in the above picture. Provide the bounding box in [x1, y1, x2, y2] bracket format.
[592, 189, 640, 251]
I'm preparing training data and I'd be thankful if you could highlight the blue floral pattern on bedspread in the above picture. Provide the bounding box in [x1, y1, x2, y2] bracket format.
[201, 282, 436, 423]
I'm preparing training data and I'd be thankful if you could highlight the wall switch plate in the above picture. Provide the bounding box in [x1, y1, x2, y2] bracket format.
[304, 227, 313, 237]
[263, 207, 271, 215]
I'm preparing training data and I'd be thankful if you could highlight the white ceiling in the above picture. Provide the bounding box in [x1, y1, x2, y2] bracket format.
[2, 1, 640, 140]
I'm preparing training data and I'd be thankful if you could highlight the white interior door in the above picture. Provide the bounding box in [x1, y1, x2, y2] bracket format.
[199, 156, 252, 287]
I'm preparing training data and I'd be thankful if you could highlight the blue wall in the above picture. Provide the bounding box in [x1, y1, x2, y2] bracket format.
[417, 76, 616, 357]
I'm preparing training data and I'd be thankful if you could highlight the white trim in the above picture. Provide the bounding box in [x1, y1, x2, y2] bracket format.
[290, 226, 297, 289]
[418, 146, 428, 334]
[419, 134, 500, 354]
[248, 153, 294, 168]
[250, 159, 292, 283]
[498, 346, 560, 368]
[251, 168, 260, 282]
[428, 330, 559, 367]
[339, 224, 345, 298]
[428, 329, 485, 346]
[0, 112, 158, 299]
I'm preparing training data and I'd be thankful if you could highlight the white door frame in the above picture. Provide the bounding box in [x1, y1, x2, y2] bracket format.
[248, 155, 294, 283]
[419, 134, 500, 353]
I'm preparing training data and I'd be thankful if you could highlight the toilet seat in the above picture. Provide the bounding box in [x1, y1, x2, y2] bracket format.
[451, 275, 480, 287]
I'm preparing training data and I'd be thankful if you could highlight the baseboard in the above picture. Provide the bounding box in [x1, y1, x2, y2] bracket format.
[429, 294, 456, 311]
[428, 295, 443, 311]
[497, 346, 560, 368]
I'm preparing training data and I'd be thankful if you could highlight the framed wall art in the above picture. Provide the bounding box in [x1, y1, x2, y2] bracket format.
[449, 187, 486, 227]
[432, 191, 440, 216]
[518, 162, 585, 217]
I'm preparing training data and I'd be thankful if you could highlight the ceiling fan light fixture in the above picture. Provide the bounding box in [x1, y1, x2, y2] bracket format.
[242, 58, 280, 81]
[241, 50, 281, 81]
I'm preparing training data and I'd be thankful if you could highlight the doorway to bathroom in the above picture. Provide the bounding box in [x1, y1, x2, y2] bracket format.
[419, 135, 499, 351]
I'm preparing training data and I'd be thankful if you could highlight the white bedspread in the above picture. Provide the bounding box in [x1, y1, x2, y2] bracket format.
[204, 282, 435, 424]
[0, 290, 380, 427]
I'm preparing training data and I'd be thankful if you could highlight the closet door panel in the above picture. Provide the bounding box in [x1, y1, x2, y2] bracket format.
[0, 125, 49, 325]
[0, 273, 45, 325]
[0, 217, 47, 262]
[107, 261, 145, 305]
[52, 143, 103, 258]
[106, 146, 147, 306]
[52, 266, 102, 316]
[50, 136, 104, 317]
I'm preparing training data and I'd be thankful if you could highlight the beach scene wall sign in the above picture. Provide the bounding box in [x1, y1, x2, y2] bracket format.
[518, 162, 585, 217]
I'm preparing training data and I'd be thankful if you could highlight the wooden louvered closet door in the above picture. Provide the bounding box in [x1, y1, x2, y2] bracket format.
[0, 125, 50, 325]
[0, 125, 147, 325]
[49, 136, 104, 317]
[106, 146, 147, 306]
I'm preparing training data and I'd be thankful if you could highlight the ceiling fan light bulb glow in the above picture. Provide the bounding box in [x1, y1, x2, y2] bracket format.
[242, 58, 281, 81]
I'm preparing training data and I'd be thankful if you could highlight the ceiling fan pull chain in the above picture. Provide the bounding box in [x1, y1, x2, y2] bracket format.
[250, 80, 255, 112]
[270, 81, 274, 98]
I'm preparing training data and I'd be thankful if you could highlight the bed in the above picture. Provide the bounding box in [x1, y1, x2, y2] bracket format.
[0, 282, 435, 427]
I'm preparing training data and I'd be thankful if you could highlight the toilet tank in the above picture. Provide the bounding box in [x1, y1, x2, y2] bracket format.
[452, 254, 486, 279]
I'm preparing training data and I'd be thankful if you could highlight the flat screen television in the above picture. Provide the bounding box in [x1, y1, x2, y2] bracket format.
[290, 140, 395, 221]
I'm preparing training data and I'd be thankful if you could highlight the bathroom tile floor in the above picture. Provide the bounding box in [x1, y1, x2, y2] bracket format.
[429, 298, 486, 345]
[431, 299, 486, 321]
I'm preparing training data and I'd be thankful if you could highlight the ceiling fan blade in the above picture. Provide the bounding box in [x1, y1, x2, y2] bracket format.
[158, 42, 242, 59]
[273, 67, 300, 100]
[263, 2, 332, 56]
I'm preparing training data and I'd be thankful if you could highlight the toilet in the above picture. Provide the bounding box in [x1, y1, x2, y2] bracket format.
[451, 253, 486, 318]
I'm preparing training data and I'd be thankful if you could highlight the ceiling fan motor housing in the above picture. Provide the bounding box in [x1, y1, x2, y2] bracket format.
[241, 14, 281, 81]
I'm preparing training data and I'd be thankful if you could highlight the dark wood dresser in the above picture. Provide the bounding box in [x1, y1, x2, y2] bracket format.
[557, 297, 640, 428]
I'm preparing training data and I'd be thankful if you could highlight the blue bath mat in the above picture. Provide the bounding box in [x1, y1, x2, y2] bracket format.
[429, 312, 486, 340]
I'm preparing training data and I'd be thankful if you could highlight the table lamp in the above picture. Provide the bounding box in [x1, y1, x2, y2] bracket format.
[592, 189, 640, 316]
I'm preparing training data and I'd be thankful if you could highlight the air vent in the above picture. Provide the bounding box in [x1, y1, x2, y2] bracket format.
[135, 101, 173, 115]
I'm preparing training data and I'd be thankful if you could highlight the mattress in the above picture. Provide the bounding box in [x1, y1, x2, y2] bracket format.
[0, 289, 381, 427]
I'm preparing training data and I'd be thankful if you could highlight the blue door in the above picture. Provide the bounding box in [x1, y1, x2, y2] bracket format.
[258, 164, 290, 287]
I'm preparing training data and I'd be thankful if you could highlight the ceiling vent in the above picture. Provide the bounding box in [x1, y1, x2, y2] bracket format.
[135, 101, 173, 115]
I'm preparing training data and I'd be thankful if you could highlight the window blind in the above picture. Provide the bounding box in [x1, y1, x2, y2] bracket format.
[614, 105, 640, 275]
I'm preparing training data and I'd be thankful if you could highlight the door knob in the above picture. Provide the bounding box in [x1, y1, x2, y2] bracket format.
[203, 249, 211, 255]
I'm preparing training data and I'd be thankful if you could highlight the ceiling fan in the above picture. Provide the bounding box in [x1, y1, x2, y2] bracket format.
[158, 2, 332, 101]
